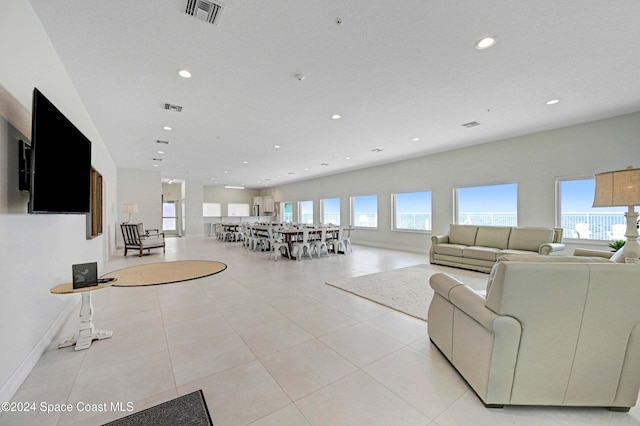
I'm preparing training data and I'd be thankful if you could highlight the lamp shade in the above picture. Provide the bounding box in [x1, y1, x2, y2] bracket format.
[593, 166, 640, 207]
[122, 203, 139, 214]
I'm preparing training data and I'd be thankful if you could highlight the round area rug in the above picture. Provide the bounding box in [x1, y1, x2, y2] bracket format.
[101, 260, 227, 287]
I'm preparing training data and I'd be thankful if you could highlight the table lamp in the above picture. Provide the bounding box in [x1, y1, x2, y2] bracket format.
[593, 166, 640, 263]
[122, 203, 138, 223]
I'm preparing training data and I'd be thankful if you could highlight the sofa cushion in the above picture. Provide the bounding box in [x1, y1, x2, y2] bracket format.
[507, 227, 555, 252]
[464, 246, 501, 261]
[449, 225, 478, 246]
[475, 226, 511, 249]
[434, 243, 466, 257]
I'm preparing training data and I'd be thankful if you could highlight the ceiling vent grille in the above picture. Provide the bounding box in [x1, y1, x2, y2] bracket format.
[462, 121, 481, 128]
[185, 0, 224, 25]
[156, 140, 170, 145]
[164, 103, 183, 112]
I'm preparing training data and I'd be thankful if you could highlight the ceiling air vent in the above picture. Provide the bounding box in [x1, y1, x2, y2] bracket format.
[462, 121, 481, 128]
[156, 140, 170, 145]
[164, 103, 183, 112]
[185, 0, 224, 25]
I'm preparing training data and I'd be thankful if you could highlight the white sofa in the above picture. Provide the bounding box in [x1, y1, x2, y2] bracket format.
[427, 254, 640, 411]
[429, 224, 564, 272]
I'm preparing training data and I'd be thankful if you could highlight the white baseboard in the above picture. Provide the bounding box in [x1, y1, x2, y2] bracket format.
[0, 297, 79, 403]
[352, 240, 428, 255]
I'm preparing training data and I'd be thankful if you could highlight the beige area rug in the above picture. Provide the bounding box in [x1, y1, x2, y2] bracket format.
[326, 264, 488, 321]
[102, 260, 227, 287]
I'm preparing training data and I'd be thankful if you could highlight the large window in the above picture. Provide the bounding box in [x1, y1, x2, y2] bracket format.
[299, 200, 313, 224]
[456, 183, 517, 226]
[393, 191, 432, 231]
[321, 197, 340, 225]
[558, 178, 626, 240]
[351, 194, 378, 228]
[282, 202, 293, 222]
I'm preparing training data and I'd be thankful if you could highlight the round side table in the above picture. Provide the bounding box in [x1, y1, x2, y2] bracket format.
[50, 280, 115, 351]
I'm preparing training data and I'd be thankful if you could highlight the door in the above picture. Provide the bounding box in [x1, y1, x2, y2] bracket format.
[162, 201, 179, 236]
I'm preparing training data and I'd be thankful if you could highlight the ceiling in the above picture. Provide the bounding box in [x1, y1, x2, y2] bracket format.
[28, 0, 640, 188]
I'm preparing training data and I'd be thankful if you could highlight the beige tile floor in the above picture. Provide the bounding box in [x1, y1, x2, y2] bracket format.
[3, 236, 640, 425]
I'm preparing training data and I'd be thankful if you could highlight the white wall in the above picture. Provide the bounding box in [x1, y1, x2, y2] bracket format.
[116, 168, 162, 245]
[0, 0, 117, 402]
[266, 112, 640, 254]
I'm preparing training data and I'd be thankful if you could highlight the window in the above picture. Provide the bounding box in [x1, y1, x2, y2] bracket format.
[282, 202, 293, 222]
[203, 203, 221, 217]
[228, 203, 250, 217]
[393, 191, 432, 231]
[298, 200, 313, 224]
[455, 183, 517, 226]
[321, 197, 340, 225]
[558, 178, 626, 240]
[351, 194, 378, 228]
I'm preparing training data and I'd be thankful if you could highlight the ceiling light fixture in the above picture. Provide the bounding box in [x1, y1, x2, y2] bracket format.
[475, 36, 497, 50]
[157, 150, 164, 154]
[412, 137, 420, 141]
[273, 145, 281, 149]
[345, 157, 351, 160]
[162, 126, 172, 131]
[178, 69, 192, 78]
[331, 114, 342, 120]
[224, 185, 245, 189]
[243, 161, 248, 164]
[546, 99, 560, 105]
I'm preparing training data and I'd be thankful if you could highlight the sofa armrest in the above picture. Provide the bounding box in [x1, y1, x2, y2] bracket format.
[539, 243, 564, 255]
[573, 248, 614, 259]
[431, 235, 449, 245]
[431, 272, 496, 331]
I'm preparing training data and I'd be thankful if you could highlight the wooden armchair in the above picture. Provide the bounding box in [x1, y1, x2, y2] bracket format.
[121, 223, 165, 257]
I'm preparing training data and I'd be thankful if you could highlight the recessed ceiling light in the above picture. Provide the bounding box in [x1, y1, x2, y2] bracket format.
[273, 145, 281, 149]
[304, 168, 309, 171]
[162, 126, 172, 131]
[223, 171, 228, 174]
[178, 70, 192, 78]
[546, 99, 560, 105]
[243, 161, 248, 164]
[153, 164, 159, 167]
[412, 137, 420, 141]
[157, 150, 164, 154]
[345, 157, 351, 160]
[475, 36, 497, 50]
[331, 114, 342, 120]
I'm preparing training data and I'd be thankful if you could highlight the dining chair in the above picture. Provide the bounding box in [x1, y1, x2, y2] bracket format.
[267, 226, 290, 261]
[292, 226, 313, 260]
[311, 226, 331, 258]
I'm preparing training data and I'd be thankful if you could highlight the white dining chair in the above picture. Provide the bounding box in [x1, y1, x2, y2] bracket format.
[292, 226, 313, 260]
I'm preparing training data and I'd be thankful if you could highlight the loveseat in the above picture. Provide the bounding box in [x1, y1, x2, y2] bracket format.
[429, 224, 564, 272]
[427, 254, 640, 411]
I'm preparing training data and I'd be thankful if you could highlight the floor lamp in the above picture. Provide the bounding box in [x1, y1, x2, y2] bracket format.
[593, 166, 640, 263]
[122, 203, 138, 223]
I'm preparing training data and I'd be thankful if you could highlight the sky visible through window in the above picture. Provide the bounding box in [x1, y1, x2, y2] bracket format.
[560, 179, 626, 213]
[457, 183, 517, 212]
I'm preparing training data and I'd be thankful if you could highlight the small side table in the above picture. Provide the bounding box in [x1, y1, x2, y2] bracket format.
[50, 280, 115, 351]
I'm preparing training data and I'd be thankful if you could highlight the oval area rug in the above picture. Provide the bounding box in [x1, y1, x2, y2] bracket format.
[101, 260, 227, 287]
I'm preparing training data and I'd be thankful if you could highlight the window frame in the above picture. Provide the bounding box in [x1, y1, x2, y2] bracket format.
[556, 176, 627, 241]
[298, 200, 314, 224]
[392, 190, 432, 233]
[320, 197, 341, 225]
[454, 182, 518, 226]
[350, 194, 378, 229]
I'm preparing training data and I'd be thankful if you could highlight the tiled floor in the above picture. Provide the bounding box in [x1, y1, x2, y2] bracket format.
[3, 236, 640, 425]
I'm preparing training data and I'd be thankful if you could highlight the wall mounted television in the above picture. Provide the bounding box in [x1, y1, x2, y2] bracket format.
[28, 88, 92, 214]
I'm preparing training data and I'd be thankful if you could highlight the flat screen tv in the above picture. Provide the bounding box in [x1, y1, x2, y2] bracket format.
[29, 88, 92, 214]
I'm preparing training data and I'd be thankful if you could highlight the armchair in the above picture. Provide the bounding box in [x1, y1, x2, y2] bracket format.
[427, 255, 640, 411]
[121, 223, 165, 257]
